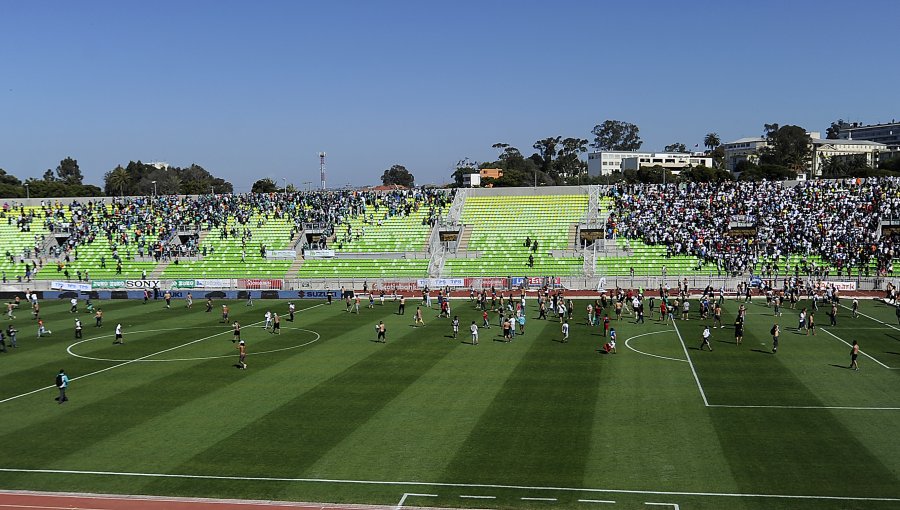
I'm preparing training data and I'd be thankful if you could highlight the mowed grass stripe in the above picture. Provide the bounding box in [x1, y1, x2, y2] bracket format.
[440, 314, 601, 487]
[304, 308, 539, 482]
[581, 319, 742, 495]
[137, 303, 460, 497]
[710, 406, 899, 499]
[36, 304, 393, 478]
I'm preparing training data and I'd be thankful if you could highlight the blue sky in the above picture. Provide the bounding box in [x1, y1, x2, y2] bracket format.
[1, 0, 897, 190]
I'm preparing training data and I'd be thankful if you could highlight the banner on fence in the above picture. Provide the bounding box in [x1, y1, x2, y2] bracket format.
[92, 280, 160, 289]
[416, 278, 465, 289]
[378, 281, 418, 293]
[195, 279, 232, 288]
[297, 290, 332, 299]
[821, 281, 857, 292]
[464, 277, 509, 289]
[268, 250, 297, 260]
[172, 279, 196, 289]
[238, 279, 283, 290]
[50, 281, 92, 292]
[304, 249, 335, 258]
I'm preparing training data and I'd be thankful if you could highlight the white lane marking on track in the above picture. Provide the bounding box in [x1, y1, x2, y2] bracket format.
[624, 330, 687, 363]
[671, 320, 710, 406]
[0, 468, 897, 503]
[394, 492, 436, 509]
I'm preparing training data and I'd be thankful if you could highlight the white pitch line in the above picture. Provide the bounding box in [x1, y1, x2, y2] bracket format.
[521, 497, 557, 501]
[0, 468, 897, 503]
[839, 303, 900, 332]
[708, 403, 900, 411]
[459, 495, 495, 499]
[624, 330, 687, 363]
[0, 319, 263, 405]
[645, 503, 679, 509]
[671, 320, 709, 407]
[821, 328, 892, 369]
[579, 499, 616, 504]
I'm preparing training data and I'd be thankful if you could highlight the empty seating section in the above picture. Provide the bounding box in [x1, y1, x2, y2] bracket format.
[297, 259, 428, 278]
[162, 215, 294, 279]
[444, 195, 589, 276]
[332, 200, 432, 253]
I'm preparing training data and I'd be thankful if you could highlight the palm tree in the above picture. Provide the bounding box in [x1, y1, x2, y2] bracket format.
[704, 132, 721, 152]
[105, 166, 130, 196]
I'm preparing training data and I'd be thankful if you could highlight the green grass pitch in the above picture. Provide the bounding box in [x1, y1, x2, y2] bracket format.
[0, 294, 898, 509]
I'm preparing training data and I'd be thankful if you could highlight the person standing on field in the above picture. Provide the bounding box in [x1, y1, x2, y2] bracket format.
[470, 321, 479, 345]
[237, 340, 247, 369]
[771, 323, 780, 353]
[113, 323, 124, 344]
[849, 340, 860, 371]
[55, 369, 69, 404]
[699, 325, 713, 351]
[377, 321, 386, 343]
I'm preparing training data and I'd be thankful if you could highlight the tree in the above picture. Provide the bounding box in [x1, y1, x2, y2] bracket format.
[556, 137, 589, 181]
[103, 166, 130, 196]
[56, 157, 83, 185]
[704, 132, 721, 152]
[252, 178, 278, 193]
[532, 136, 561, 180]
[381, 165, 415, 187]
[825, 119, 846, 140]
[590, 120, 642, 151]
[760, 124, 811, 173]
[42, 169, 57, 182]
[664, 142, 687, 153]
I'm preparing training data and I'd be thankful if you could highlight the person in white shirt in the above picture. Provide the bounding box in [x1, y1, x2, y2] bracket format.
[561, 320, 570, 343]
[114, 323, 124, 344]
[699, 326, 713, 351]
[264, 311, 272, 330]
[470, 321, 479, 345]
[70, 297, 78, 313]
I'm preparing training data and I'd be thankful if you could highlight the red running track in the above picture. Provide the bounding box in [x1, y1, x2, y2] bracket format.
[0, 491, 405, 510]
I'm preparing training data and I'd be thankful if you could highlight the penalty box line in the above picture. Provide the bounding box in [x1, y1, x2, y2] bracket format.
[820, 327, 896, 370]
[0, 468, 897, 504]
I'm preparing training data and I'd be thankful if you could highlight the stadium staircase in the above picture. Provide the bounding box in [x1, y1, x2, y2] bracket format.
[443, 193, 590, 277]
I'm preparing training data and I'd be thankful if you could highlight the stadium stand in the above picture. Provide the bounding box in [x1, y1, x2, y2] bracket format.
[3, 178, 900, 283]
[444, 194, 589, 277]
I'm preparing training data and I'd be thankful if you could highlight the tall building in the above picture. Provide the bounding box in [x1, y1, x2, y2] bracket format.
[836, 121, 900, 149]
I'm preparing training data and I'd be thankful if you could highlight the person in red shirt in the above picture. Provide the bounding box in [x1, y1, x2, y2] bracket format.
[603, 315, 610, 337]
[482, 310, 490, 328]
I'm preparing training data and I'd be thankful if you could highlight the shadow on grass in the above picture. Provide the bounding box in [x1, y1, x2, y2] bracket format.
[830, 364, 852, 370]
[751, 348, 774, 355]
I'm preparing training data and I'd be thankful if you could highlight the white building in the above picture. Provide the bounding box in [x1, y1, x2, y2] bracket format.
[721, 137, 768, 172]
[722, 133, 885, 176]
[588, 151, 711, 176]
[621, 153, 713, 173]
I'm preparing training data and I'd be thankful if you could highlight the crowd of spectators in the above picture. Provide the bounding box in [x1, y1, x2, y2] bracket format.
[1, 187, 454, 280]
[606, 177, 900, 277]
